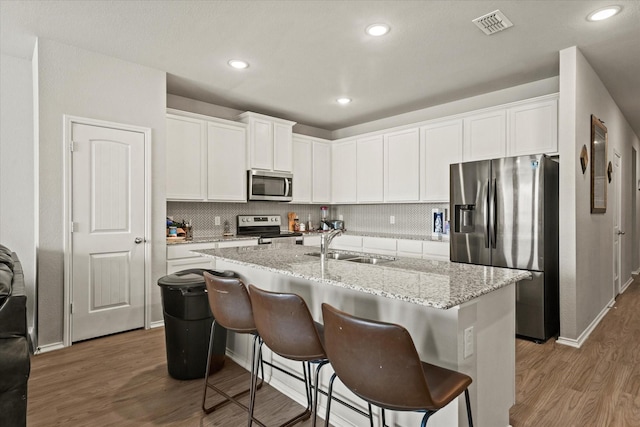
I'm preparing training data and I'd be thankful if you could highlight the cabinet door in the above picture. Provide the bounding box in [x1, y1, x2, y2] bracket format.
[463, 110, 506, 161]
[385, 128, 420, 202]
[273, 122, 293, 172]
[292, 137, 312, 203]
[207, 122, 247, 201]
[397, 239, 423, 259]
[312, 141, 331, 203]
[357, 135, 384, 203]
[331, 141, 357, 203]
[167, 257, 214, 275]
[249, 118, 273, 170]
[507, 98, 558, 156]
[421, 120, 463, 202]
[166, 115, 207, 200]
[362, 237, 397, 256]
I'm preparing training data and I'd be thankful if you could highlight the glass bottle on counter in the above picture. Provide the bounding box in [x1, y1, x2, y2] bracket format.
[293, 217, 300, 232]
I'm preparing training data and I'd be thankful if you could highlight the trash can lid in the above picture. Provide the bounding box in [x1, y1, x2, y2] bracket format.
[157, 269, 238, 288]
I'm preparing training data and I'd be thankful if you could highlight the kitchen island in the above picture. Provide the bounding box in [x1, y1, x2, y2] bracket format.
[196, 244, 530, 427]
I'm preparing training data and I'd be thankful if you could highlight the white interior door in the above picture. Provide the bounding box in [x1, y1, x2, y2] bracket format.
[71, 122, 145, 342]
[613, 151, 622, 296]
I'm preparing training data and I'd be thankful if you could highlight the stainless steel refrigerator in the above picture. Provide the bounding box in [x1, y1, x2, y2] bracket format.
[450, 154, 559, 342]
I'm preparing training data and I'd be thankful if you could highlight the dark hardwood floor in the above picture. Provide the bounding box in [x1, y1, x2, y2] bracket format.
[27, 276, 640, 426]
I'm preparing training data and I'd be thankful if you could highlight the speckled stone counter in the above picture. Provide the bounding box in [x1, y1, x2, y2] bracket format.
[166, 235, 258, 245]
[196, 243, 522, 427]
[196, 244, 530, 309]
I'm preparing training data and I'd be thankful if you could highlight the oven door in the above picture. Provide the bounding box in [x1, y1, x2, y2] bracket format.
[248, 170, 293, 201]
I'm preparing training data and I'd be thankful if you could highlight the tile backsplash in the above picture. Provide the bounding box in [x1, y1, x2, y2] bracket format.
[167, 202, 449, 238]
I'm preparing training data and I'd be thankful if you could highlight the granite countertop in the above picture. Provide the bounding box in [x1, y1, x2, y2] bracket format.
[195, 244, 530, 310]
[166, 235, 259, 245]
[167, 231, 448, 244]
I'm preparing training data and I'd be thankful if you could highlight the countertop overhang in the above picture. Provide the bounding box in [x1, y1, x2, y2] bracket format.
[195, 244, 531, 309]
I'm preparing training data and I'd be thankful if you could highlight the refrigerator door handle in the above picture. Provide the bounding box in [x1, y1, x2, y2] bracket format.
[485, 179, 490, 248]
[492, 178, 498, 249]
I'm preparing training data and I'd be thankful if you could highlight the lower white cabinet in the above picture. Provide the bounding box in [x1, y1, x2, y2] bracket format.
[396, 239, 423, 259]
[362, 237, 397, 256]
[422, 240, 450, 261]
[331, 235, 363, 252]
[166, 240, 258, 274]
[302, 234, 321, 247]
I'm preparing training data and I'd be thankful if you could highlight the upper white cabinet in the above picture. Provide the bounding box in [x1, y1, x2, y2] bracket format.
[421, 119, 463, 202]
[357, 135, 384, 203]
[166, 114, 207, 200]
[384, 128, 420, 202]
[332, 141, 357, 203]
[238, 112, 296, 172]
[292, 136, 312, 203]
[166, 110, 247, 202]
[463, 110, 506, 161]
[312, 140, 332, 204]
[207, 121, 246, 201]
[507, 98, 558, 156]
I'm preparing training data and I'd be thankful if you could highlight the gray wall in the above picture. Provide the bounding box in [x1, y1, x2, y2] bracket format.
[558, 46, 640, 342]
[35, 39, 167, 347]
[0, 53, 37, 345]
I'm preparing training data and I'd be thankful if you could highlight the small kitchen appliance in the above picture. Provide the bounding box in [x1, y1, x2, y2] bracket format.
[236, 215, 302, 244]
[247, 170, 293, 202]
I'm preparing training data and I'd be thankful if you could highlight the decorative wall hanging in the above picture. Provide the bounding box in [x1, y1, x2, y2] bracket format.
[590, 115, 607, 213]
[580, 145, 588, 174]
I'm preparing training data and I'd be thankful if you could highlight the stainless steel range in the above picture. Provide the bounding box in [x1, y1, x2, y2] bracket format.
[236, 215, 302, 245]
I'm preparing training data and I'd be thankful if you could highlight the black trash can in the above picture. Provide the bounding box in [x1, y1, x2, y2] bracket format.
[157, 268, 237, 380]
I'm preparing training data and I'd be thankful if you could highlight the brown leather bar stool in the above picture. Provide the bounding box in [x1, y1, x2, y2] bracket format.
[321, 303, 474, 427]
[202, 272, 265, 427]
[248, 285, 330, 427]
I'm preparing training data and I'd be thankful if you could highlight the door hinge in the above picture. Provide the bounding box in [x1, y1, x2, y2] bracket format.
[70, 141, 76, 152]
[70, 302, 73, 314]
[70, 221, 77, 233]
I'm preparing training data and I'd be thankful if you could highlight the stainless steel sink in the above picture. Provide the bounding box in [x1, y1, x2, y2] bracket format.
[305, 252, 360, 260]
[305, 252, 396, 264]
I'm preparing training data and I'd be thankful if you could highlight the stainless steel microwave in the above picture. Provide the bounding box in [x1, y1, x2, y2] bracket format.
[247, 170, 293, 202]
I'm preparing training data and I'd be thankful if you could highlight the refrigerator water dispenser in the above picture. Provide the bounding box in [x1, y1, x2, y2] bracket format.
[455, 205, 475, 233]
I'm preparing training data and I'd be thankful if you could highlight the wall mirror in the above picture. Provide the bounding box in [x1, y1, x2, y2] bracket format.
[591, 115, 608, 213]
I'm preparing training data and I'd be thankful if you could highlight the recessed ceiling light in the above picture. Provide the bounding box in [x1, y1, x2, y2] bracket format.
[587, 6, 621, 21]
[336, 97, 352, 105]
[228, 59, 249, 69]
[366, 23, 390, 37]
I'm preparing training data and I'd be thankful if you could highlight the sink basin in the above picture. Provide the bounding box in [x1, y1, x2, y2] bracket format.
[305, 252, 396, 264]
[305, 252, 360, 260]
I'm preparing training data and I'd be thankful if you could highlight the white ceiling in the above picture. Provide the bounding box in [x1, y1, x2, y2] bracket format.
[2, 0, 639, 135]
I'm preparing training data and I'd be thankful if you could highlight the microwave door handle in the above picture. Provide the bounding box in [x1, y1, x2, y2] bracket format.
[284, 178, 291, 197]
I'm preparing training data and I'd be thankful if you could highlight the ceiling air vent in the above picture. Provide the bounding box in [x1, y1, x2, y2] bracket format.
[472, 10, 513, 35]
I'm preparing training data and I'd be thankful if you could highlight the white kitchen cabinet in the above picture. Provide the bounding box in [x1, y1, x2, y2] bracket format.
[396, 239, 423, 259]
[507, 97, 558, 156]
[302, 234, 321, 247]
[292, 136, 312, 203]
[384, 128, 420, 202]
[166, 114, 207, 200]
[362, 236, 397, 256]
[312, 141, 331, 204]
[422, 240, 449, 261]
[207, 121, 246, 201]
[463, 109, 506, 161]
[331, 140, 357, 203]
[357, 135, 384, 203]
[238, 112, 296, 172]
[166, 240, 258, 274]
[421, 119, 463, 202]
[331, 235, 362, 252]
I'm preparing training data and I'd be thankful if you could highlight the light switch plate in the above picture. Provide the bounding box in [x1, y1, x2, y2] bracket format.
[390, 215, 395, 224]
[214, 216, 221, 226]
[464, 326, 474, 358]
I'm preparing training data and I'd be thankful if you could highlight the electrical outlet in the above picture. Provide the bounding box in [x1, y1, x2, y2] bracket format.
[390, 215, 395, 224]
[338, 214, 343, 220]
[214, 216, 221, 226]
[464, 326, 474, 358]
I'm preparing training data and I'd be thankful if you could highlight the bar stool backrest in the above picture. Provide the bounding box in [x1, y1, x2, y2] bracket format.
[321, 303, 435, 411]
[248, 285, 325, 361]
[203, 272, 256, 333]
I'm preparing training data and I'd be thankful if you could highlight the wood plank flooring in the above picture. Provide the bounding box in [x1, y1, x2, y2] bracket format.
[27, 276, 640, 426]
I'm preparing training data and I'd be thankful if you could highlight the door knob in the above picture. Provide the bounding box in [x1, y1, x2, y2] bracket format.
[617, 230, 625, 235]
[135, 237, 144, 244]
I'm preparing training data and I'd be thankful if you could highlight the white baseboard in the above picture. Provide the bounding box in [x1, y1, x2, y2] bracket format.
[35, 341, 65, 354]
[621, 276, 634, 293]
[557, 300, 612, 348]
[149, 320, 164, 329]
[633, 269, 640, 275]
